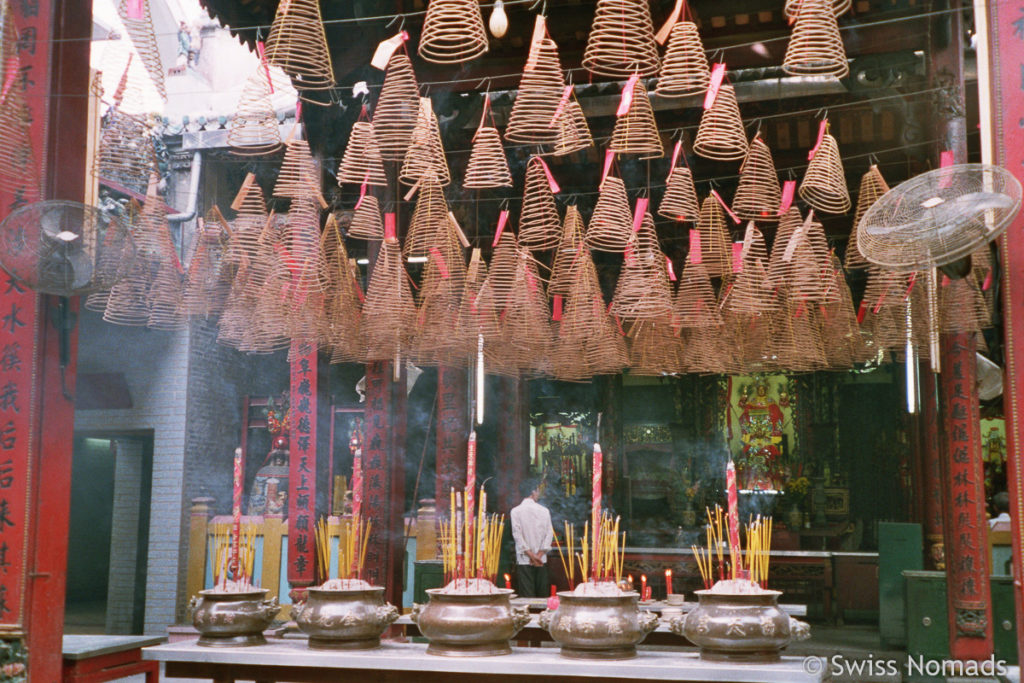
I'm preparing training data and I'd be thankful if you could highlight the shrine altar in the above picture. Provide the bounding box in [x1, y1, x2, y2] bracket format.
[145, 640, 826, 683]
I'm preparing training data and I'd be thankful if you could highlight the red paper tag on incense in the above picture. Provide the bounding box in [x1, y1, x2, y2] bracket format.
[384, 213, 397, 242]
[536, 157, 560, 193]
[255, 41, 275, 93]
[703, 63, 726, 110]
[669, 140, 683, 176]
[689, 229, 702, 263]
[296, 100, 303, 123]
[904, 272, 918, 299]
[552, 295, 563, 321]
[492, 210, 510, 247]
[429, 247, 450, 279]
[732, 242, 744, 273]
[856, 300, 867, 323]
[807, 119, 828, 160]
[525, 268, 538, 293]
[983, 269, 993, 290]
[939, 149, 955, 189]
[371, 31, 410, 70]
[777, 180, 796, 216]
[632, 197, 649, 232]
[550, 85, 573, 127]
[710, 189, 741, 224]
[600, 149, 615, 186]
[616, 74, 640, 116]
[666, 255, 677, 281]
[655, 0, 684, 44]
[126, 0, 144, 20]
[355, 177, 368, 210]
[941, 274, 951, 287]
[0, 57, 18, 106]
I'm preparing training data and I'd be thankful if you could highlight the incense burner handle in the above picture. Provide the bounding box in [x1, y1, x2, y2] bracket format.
[291, 600, 307, 622]
[538, 609, 555, 631]
[666, 613, 686, 636]
[410, 602, 423, 625]
[511, 604, 531, 635]
[376, 603, 400, 627]
[188, 595, 202, 620]
[638, 610, 660, 636]
[789, 617, 811, 642]
[259, 596, 279, 620]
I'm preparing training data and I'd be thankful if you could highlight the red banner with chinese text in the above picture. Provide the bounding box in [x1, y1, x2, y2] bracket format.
[287, 342, 317, 586]
[360, 361, 390, 589]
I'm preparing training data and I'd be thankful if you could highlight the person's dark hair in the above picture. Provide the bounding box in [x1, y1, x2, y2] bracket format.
[519, 478, 541, 499]
[994, 491, 1010, 514]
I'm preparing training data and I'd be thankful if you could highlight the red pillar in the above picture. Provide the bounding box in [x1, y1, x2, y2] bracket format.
[495, 376, 528, 514]
[938, 333, 993, 657]
[980, 0, 1024, 660]
[919, 371, 945, 569]
[435, 367, 468, 507]
[362, 361, 406, 608]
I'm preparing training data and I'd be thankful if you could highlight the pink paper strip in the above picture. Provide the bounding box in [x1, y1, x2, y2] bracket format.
[126, 0, 145, 20]
[666, 256, 677, 281]
[256, 41, 274, 92]
[669, 140, 682, 172]
[550, 85, 574, 127]
[983, 270, 993, 291]
[355, 177, 368, 211]
[370, 31, 410, 70]
[535, 157, 560, 193]
[689, 229, 702, 264]
[731, 242, 744, 273]
[632, 197, 649, 232]
[429, 246, 450, 279]
[710, 189, 741, 224]
[616, 74, 640, 117]
[552, 295, 563, 321]
[384, 213, 397, 241]
[492, 210, 510, 247]
[807, 119, 828, 160]
[601, 149, 615, 186]
[703, 63, 726, 110]
[777, 180, 796, 216]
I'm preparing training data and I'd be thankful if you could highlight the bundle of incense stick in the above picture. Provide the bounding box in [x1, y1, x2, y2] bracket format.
[692, 507, 774, 588]
[562, 512, 624, 585]
[440, 486, 504, 584]
[211, 523, 257, 588]
[339, 513, 371, 581]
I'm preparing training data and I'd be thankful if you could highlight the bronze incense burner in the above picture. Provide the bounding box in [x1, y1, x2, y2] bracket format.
[294, 585, 399, 649]
[539, 592, 659, 659]
[411, 588, 530, 656]
[190, 588, 278, 647]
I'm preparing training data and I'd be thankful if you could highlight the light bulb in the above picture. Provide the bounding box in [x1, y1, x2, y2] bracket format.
[489, 0, 508, 38]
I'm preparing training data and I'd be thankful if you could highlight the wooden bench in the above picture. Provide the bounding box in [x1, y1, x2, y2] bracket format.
[62, 635, 163, 683]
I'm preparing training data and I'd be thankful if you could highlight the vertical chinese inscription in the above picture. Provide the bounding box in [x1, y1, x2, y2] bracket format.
[361, 361, 390, 588]
[287, 342, 317, 586]
[434, 366, 466, 507]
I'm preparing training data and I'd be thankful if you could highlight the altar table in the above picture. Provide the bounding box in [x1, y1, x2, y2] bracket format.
[145, 640, 828, 683]
[62, 635, 163, 682]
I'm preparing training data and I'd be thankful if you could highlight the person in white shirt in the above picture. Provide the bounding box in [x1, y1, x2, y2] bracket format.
[990, 491, 1011, 529]
[510, 479, 553, 598]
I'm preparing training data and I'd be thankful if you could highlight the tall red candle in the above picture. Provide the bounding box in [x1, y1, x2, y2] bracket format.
[350, 428, 363, 576]
[465, 431, 477, 561]
[592, 442, 602, 580]
[640, 574, 647, 600]
[726, 459, 741, 578]
[232, 447, 242, 581]
[665, 568, 673, 595]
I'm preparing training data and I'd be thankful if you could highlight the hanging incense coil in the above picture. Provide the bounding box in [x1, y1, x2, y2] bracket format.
[0, 84, 39, 198]
[502, 252, 553, 374]
[858, 266, 907, 350]
[104, 191, 175, 326]
[264, 0, 335, 96]
[695, 196, 732, 277]
[455, 254, 504, 364]
[518, 157, 561, 251]
[681, 324, 730, 373]
[732, 137, 782, 222]
[559, 248, 603, 341]
[413, 218, 469, 366]
[347, 194, 385, 240]
[724, 224, 776, 315]
[273, 139, 320, 200]
[321, 219, 363, 363]
[479, 232, 520, 315]
[768, 206, 802, 286]
[784, 0, 852, 20]
[773, 294, 827, 371]
[400, 98, 451, 186]
[228, 68, 283, 156]
[582, 0, 660, 78]
[693, 85, 748, 162]
[504, 38, 566, 146]
[608, 78, 663, 159]
[586, 176, 633, 252]
[656, 22, 710, 99]
[799, 133, 850, 214]
[404, 172, 449, 257]
[550, 333, 591, 381]
[673, 259, 722, 327]
[658, 167, 700, 222]
[373, 53, 421, 161]
[361, 240, 416, 361]
[418, 0, 489, 64]
[627, 317, 682, 375]
[464, 126, 512, 188]
[610, 213, 672, 321]
[782, 0, 849, 79]
[845, 165, 888, 270]
[116, 0, 165, 99]
[587, 310, 629, 375]
[336, 121, 389, 186]
[553, 98, 594, 156]
[939, 276, 991, 334]
[819, 262, 868, 367]
[94, 106, 157, 195]
[549, 205, 587, 296]
[181, 211, 233, 319]
[771, 211, 834, 302]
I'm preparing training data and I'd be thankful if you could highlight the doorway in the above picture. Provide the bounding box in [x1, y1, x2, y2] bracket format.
[64, 433, 152, 634]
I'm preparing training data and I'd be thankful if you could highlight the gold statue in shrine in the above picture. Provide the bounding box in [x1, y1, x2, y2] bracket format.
[736, 378, 789, 491]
